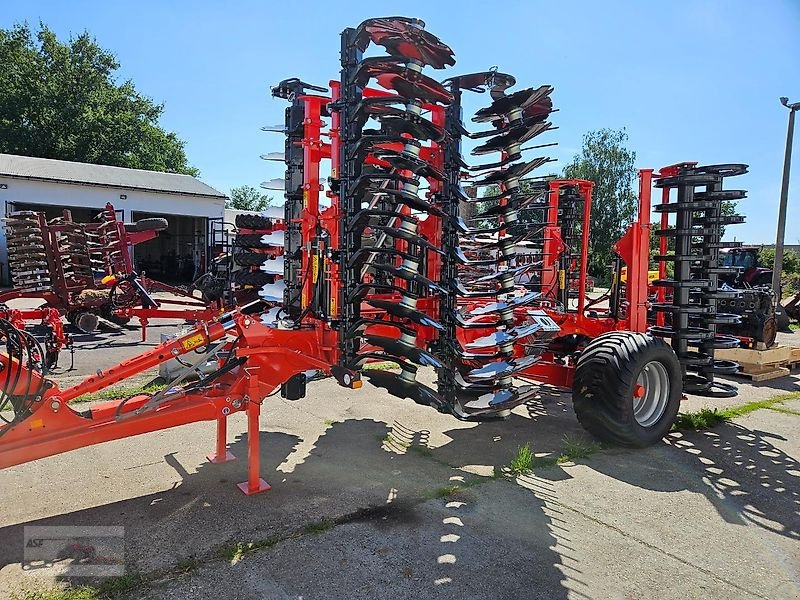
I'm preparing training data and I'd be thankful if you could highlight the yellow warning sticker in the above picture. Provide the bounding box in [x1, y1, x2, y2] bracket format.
[181, 333, 206, 351]
[558, 270, 566, 289]
[312, 255, 319, 283]
[303, 190, 309, 208]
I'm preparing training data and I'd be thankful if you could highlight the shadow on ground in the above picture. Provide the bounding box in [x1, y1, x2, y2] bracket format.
[1, 386, 798, 598]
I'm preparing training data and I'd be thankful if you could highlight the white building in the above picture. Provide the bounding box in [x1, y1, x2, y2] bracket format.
[0, 153, 227, 285]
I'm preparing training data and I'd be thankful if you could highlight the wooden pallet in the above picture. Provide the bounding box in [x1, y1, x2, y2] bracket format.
[715, 345, 800, 381]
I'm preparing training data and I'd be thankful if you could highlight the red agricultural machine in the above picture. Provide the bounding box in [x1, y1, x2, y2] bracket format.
[0, 17, 751, 494]
[0, 203, 220, 365]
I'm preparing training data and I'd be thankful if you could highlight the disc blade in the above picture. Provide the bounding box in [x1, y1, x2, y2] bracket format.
[363, 333, 443, 368]
[260, 231, 284, 246]
[260, 178, 286, 191]
[258, 280, 285, 302]
[366, 297, 444, 330]
[259, 255, 284, 275]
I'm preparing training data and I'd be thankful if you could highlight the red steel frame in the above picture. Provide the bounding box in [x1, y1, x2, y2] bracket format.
[0, 75, 664, 495]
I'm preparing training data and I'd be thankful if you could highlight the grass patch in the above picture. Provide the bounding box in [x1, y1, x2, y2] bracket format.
[508, 435, 602, 475]
[509, 443, 534, 475]
[218, 537, 279, 563]
[672, 408, 728, 431]
[557, 434, 601, 463]
[11, 589, 100, 600]
[382, 434, 411, 448]
[303, 518, 335, 535]
[430, 484, 464, 499]
[11, 573, 147, 600]
[673, 391, 800, 431]
[789, 322, 799, 332]
[71, 383, 165, 404]
[323, 418, 338, 426]
[362, 361, 399, 371]
[96, 573, 147, 597]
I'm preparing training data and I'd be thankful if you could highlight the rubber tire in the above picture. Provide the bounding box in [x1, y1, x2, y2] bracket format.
[776, 302, 791, 332]
[234, 233, 270, 248]
[234, 251, 270, 267]
[572, 331, 681, 448]
[134, 217, 169, 232]
[235, 214, 272, 230]
[233, 270, 274, 287]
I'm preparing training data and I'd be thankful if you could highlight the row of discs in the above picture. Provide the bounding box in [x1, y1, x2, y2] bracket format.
[339, 17, 456, 408]
[440, 75, 560, 420]
[4, 212, 53, 292]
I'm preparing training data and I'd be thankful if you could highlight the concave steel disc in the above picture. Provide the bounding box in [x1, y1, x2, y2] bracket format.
[363, 333, 443, 368]
[371, 263, 446, 294]
[366, 298, 444, 330]
[472, 121, 554, 155]
[472, 157, 552, 187]
[464, 323, 541, 349]
[465, 355, 538, 380]
[356, 98, 444, 141]
[371, 147, 444, 180]
[442, 71, 516, 99]
[353, 59, 453, 104]
[369, 187, 447, 217]
[475, 194, 545, 218]
[472, 85, 553, 123]
[355, 17, 455, 69]
[371, 224, 445, 255]
[468, 292, 540, 316]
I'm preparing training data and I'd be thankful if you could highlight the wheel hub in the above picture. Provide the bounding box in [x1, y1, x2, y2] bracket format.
[633, 360, 670, 428]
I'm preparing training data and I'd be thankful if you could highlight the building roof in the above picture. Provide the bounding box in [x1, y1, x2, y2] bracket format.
[0, 153, 226, 199]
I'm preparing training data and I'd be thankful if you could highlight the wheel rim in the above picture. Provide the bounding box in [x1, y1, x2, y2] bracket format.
[633, 360, 670, 427]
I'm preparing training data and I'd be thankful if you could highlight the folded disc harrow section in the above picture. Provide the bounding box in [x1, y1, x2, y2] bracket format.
[436, 73, 559, 419]
[336, 17, 454, 409]
[649, 163, 748, 397]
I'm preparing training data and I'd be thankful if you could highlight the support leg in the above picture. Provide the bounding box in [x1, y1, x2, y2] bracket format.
[237, 381, 271, 495]
[139, 317, 148, 342]
[206, 415, 235, 463]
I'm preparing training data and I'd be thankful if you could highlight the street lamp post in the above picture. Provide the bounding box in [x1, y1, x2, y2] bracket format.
[772, 97, 800, 296]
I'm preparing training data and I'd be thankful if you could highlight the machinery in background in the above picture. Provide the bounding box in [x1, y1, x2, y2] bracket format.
[1, 204, 220, 364]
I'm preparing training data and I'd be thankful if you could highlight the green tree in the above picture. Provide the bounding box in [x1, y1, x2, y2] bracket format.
[757, 247, 800, 274]
[563, 128, 637, 276]
[228, 185, 271, 211]
[0, 23, 197, 175]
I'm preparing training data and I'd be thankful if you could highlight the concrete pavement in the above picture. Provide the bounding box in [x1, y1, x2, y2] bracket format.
[1, 364, 798, 599]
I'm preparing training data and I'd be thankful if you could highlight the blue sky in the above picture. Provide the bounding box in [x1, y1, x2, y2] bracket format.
[4, 0, 799, 244]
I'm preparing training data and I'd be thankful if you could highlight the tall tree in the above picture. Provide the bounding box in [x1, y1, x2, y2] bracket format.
[563, 128, 637, 276]
[0, 23, 197, 175]
[227, 185, 271, 211]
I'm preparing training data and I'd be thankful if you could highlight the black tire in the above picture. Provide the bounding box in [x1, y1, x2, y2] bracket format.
[234, 251, 270, 267]
[134, 217, 169, 232]
[572, 331, 681, 447]
[235, 214, 272, 230]
[776, 302, 791, 332]
[234, 233, 270, 249]
[233, 270, 274, 287]
[190, 273, 226, 302]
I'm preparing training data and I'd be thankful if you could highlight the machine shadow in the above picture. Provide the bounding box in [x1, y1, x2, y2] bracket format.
[6, 386, 795, 598]
[589, 421, 799, 541]
[0, 402, 575, 599]
[0, 430, 302, 573]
